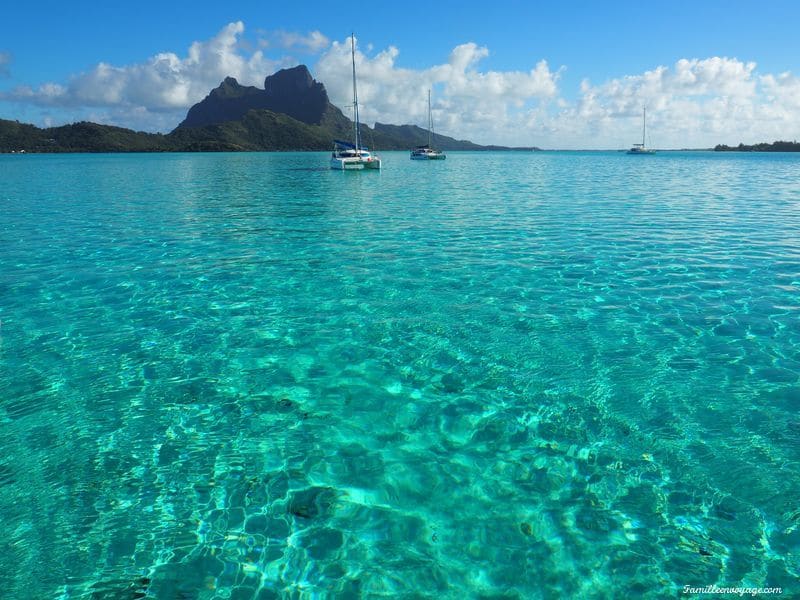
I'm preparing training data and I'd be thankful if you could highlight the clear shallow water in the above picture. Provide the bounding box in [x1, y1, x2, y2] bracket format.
[1, 150, 799, 598]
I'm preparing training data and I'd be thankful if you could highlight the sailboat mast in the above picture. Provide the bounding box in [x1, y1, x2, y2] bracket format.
[351, 34, 360, 152]
[642, 106, 646, 147]
[427, 89, 432, 148]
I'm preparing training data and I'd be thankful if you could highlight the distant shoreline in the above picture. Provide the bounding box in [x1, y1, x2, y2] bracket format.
[2, 116, 798, 155]
[713, 141, 800, 152]
[8, 148, 800, 155]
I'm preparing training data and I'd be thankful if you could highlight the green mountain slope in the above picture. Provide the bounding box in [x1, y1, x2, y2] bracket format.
[0, 119, 171, 153]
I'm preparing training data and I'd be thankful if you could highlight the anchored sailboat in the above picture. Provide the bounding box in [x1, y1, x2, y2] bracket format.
[627, 106, 656, 155]
[331, 34, 381, 170]
[411, 89, 446, 160]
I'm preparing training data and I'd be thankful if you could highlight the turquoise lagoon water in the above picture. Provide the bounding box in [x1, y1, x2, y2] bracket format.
[1, 151, 799, 598]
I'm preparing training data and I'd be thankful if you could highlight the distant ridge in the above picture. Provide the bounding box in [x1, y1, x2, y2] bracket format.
[372, 123, 539, 151]
[1, 64, 541, 153]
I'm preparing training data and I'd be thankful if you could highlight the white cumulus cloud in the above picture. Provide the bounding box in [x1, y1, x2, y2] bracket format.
[315, 35, 561, 145]
[274, 30, 330, 53]
[561, 57, 797, 148]
[0, 22, 286, 127]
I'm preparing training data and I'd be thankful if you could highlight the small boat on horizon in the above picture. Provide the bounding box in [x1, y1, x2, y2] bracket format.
[331, 34, 381, 170]
[411, 89, 446, 160]
[627, 106, 656, 155]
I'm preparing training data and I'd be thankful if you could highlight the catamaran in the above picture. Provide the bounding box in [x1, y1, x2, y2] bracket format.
[411, 89, 446, 160]
[331, 34, 381, 170]
[627, 106, 656, 155]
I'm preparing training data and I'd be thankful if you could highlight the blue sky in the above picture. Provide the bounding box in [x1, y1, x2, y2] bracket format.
[2, 1, 799, 148]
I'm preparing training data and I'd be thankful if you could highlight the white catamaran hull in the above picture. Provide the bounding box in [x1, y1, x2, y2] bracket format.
[330, 154, 381, 170]
[331, 157, 364, 170]
[626, 147, 655, 155]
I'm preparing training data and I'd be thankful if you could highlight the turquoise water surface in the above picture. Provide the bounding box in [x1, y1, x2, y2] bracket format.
[1, 151, 799, 598]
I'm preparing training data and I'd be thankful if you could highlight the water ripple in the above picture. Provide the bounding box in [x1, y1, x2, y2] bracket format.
[1, 151, 799, 597]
